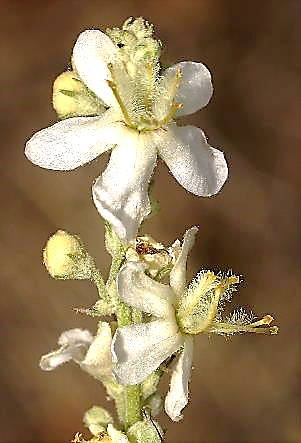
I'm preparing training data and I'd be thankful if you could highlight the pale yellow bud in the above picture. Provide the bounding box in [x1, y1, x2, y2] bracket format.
[43, 230, 93, 279]
[52, 71, 105, 119]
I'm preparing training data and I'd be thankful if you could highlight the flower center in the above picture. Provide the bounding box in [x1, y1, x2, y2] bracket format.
[106, 17, 183, 132]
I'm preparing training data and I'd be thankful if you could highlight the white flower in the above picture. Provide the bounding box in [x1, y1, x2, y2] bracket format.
[111, 225, 279, 421]
[40, 324, 113, 379]
[111, 227, 198, 421]
[25, 18, 228, 244]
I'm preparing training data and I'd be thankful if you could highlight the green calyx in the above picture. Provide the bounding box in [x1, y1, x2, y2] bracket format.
[127, 417, 163, 443]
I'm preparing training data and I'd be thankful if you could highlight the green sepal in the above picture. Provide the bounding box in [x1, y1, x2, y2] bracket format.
[104, 222, 126, 257]
[127, 419, 163, 443]
[59, 88, 77, 97]
[83, 405, 114, 432]
[75, 299, 114, 317]
[141, 371, 161, 400]
[93, 299, 114, 316]
[143, 394, 162, 417]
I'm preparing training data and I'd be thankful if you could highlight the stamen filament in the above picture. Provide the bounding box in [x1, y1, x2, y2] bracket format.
[209, 315, 279, 335]
[211, 323, 279, 335]
[107, 64, 133, 126]
[203, 288, 223, 329]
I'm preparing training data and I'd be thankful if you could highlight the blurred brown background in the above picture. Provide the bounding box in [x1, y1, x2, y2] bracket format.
[0, 1, 300, 442]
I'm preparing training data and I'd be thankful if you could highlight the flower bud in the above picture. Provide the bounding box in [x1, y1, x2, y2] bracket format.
[43, 230, 94, 279]
[53, 71, 105, 119]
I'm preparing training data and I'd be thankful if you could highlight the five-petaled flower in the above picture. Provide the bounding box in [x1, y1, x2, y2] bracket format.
[111, 227, 278, 421]
[25, 18, 228, 244]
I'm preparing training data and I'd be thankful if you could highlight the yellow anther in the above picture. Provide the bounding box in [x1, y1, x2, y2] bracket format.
[175, 68, 183, 81]
[249, 315, 274, 328]
[174, 102, 183, 110]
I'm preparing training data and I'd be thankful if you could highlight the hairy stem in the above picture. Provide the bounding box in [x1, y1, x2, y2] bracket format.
[104, 228, 142, 430]
[90, 268, 109, 301]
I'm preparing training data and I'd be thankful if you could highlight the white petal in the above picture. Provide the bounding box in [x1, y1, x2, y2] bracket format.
[165, 336, 194, 421]
[107, 424, 130, 443]
[81, 322, 112, 378]
[72, 30, 120, 108]
[92, 131, 157, 244]
[39, 328, 93, 371]
[158, 125, 228, 197]
[169, 239, 181, 262]
[58, 328, 94, 346]
[117, 261, 175, 318]
[112, 320, 183, 385]
[25, 111, 124, 170]
[165, 61, 213, 117]
[170, 227, 198, 297]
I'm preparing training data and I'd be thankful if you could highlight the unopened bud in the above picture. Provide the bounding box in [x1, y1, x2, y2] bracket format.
[53, 71, 105, 119]
[43, 230, 94, 279]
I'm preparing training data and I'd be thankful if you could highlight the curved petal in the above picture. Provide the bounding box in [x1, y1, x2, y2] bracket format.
[117, 261, 175, 318]
[39, 328, 93, 371]
[165, 61, 213, 117]
[81, 322, 112, 378]
[25, 111, 124, 170]
[165, 336, 194, 421]
[72, 29, 121, 109]
[92, 131, 157, 244]
[158, 125, 228, 197]
[170, 227, 198, 298]
[112, 320, 183, 385]
[58, 328, 93, 346]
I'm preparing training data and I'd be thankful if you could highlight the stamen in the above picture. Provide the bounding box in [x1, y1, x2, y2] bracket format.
[174, 102, 183, 111]
[160, 102, 183, 127]
[202, 288, 223, 330]
[157, 68, 183, 127]
[248, 314, 273, 327]
[211, 315, 279, 336]
[147, 62, 154, 83]
[107, 64, 132, 126]
[169, 68, 183, 100]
